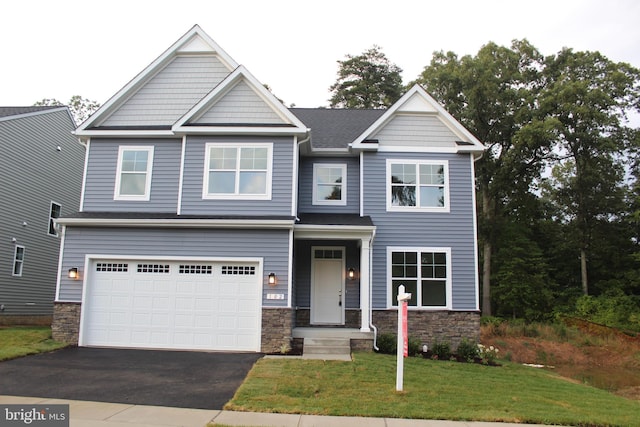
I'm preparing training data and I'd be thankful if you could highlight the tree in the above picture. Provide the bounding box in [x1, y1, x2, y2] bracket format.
[416, 40, 556, 316]
[34, 95, 100, 125]
[538, 49, 640, 295]
[328, 46, 403, 109]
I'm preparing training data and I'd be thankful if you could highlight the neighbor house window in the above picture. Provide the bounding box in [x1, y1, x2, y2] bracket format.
[387, 159, 449, 212]
[48, 202, 61, 236]
[12, 246, 25, 277]
[388, 247, 451, 309]
[313, 164, 346, 205]
[114, 146, 154, 200]
[203, 143, 272, 199]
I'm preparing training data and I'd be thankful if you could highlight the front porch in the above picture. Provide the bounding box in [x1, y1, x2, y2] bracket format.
[292, 327, 375, 359]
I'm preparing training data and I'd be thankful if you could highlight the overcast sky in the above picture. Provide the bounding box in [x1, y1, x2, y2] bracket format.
[3, 0, 640, 109]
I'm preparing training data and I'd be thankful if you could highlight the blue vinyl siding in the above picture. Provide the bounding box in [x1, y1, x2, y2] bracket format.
[181, 135, 294, 215]
[58, 227, 290, 306]
[297, 157, 359, 214]
[364, 151, 478, 311]
[83, 138, 181, 212]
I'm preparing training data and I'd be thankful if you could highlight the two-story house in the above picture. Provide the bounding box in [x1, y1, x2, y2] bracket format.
[1, 106, 84, 325]
[52, 25, 483, 354]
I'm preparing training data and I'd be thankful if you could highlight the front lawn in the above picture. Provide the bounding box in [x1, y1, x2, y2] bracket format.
[225, 352, 639, 426]
[0, 326, 68, 361]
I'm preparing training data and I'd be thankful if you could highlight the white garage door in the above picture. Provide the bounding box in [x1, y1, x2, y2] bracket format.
[81, 260, 262, 351]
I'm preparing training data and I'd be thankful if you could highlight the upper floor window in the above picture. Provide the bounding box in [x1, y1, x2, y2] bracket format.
[313, 164, 347, 205]
[386, 159, 449, 212]
[388, 247, 451, 309]
[114, 146, 154, 201]
[203, 143, 272, 200]
[48, 202, 61, 236]
[13, 245, 25, 277]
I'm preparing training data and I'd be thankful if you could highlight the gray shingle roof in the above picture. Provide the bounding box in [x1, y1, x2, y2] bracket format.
[0, 106, 62, 118]
[290, 108, 385, 149]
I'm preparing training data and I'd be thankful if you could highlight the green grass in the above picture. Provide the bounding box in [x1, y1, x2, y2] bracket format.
[0, 326, 68, 361]
[225, 352, 640, 426]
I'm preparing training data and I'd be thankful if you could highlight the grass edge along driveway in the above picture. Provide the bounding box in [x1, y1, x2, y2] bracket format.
[225, 352, 640, 427]
[0, 326, 68, 361]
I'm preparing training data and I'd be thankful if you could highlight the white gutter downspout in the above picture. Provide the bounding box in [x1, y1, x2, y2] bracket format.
[369, 229, 378, 350]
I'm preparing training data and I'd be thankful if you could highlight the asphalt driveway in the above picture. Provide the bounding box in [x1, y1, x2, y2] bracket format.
[0, 347, 262, 409]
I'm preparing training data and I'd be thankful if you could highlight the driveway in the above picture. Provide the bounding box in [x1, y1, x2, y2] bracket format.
[0, 347, 262, 409]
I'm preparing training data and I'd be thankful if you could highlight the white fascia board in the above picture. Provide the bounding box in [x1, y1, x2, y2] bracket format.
[172, 126, 308, 136]
[56, 217, 295, 229]
[294, 224, 376, 240]
[73, 130, 176, 138]
[0, 106, 70, 123]
[78, 25, 238, 132]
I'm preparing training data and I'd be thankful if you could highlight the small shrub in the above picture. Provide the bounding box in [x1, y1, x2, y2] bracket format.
[477, 344, 500, 364]
[431, 339, 451, 360]
[376, 333, 397, 355]
[456, 338, 480, 362]
[408, 336, 422, 357]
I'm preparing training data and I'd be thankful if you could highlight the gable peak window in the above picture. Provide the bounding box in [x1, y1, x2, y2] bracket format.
[387, 159, 449, 212]
[114, 146, 154, 201]
[313, 163, 347, 205]
[203, 143, 272, 200]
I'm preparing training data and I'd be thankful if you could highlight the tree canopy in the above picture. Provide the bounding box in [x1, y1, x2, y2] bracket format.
[328, 46, 404, 109]
[34, 95, 100, 125]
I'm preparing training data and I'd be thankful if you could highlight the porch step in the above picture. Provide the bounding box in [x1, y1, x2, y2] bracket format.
[302, 337, 351, 361]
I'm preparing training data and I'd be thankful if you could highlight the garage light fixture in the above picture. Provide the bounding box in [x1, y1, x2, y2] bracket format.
[348, 267, 356, 280]
[268, 272, 277, 286]
[68, 267, 79, 280]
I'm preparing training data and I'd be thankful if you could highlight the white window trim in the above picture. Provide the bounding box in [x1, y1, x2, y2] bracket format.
[48, 201, 62, 237]
[386, 246, 452, 310]
[386, 159, 450, 213]
[312, 163, 347, 206]
[114, 146, 154, 201]
[12, 245, 25, 277]
[202, 142, 273, 200]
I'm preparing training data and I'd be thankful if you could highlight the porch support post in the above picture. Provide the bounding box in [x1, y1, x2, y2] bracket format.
[359, 238, 371, 332]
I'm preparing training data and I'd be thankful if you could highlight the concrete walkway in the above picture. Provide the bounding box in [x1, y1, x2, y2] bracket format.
[0, 395, 551, 427]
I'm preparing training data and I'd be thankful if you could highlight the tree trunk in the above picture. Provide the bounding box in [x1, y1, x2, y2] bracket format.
[481, 189, 492, 316]
[580, 248, 588, 295]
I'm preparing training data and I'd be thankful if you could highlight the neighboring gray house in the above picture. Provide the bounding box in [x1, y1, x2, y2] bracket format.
[0, 106, 84, 324]
[53, 25, 484, 353]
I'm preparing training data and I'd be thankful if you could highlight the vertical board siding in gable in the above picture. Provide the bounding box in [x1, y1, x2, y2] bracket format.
[363, 151, 478, 311]
[180, 135, 294, 216]
[373, 115, 459, 149]
[194, 80, 285, 125]
[58, 227, 290, 306]
[101, 55, 231, 127]
[297, 157, 360, 214]
[0, 110, 84, 315]
[82, 138, 181, 212]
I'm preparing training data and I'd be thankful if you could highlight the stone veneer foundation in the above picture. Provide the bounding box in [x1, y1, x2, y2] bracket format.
[373, 310, 480, 350]
[261, 307, 294, 353]
[51, 302, 81, 345]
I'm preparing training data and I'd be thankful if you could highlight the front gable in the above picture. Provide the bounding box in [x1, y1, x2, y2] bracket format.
[76, 25, 239, 136]
[351, 85, 484, 156]
[172, 66, 307, 135]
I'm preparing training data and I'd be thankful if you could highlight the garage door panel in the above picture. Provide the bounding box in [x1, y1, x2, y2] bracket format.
[82, 260, 261, 351]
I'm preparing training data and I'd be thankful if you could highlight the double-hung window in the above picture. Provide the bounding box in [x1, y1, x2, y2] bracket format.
[387, 159, 449, 212]
[48, 202, 61, 236]
[203, 143, 272, 199]
[313, 163, 346, 205]
[114, 146, 154, 200]
[388, 247, 451, 309]
[13, 245, 25, 277]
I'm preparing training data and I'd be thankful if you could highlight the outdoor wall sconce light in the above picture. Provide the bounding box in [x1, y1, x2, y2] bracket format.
[68, 268, 79, 280]
[348, 267, 356, 280]
[268, 272, 277, 286]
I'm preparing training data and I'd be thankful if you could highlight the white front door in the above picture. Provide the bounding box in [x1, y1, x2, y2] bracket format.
[311, 247, 344, 325]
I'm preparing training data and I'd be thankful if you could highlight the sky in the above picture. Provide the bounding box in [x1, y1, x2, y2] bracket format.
[3, 0, 640, 110]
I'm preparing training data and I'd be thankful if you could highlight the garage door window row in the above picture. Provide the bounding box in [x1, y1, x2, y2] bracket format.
[221, 265, 256, 275]
[137, 264, 170, 273]
[96, 263, 129, 272]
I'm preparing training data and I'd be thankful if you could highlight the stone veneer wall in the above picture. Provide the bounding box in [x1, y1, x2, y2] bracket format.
[51, 302, 81, 344]
[261, 307, 294, 353]
[373, 310, 480, 350]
